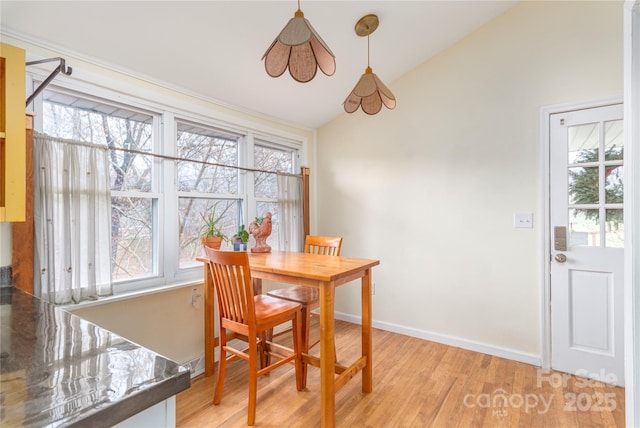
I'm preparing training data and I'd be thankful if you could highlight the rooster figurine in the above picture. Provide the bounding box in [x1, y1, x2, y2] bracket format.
[249, 212, 272, 253]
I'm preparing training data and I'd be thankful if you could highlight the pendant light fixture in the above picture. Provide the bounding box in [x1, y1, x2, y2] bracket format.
[262, 0, 336, 83]
[344, 14, 396, 115]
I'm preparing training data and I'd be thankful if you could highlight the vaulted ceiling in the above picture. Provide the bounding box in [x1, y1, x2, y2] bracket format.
[1, 1, 519, 129]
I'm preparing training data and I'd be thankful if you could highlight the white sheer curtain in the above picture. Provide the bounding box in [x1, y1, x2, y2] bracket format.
[277, 174, 304, 252]
[33, 133, 113, 304]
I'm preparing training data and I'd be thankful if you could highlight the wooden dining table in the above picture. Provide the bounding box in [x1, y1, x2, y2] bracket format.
[199, 250, 380, 427]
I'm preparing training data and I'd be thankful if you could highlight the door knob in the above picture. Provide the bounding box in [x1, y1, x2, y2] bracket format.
[555, 253, 567, 263]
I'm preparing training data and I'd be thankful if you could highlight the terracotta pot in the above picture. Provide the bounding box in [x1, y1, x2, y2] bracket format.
[202, 236, 223, 250]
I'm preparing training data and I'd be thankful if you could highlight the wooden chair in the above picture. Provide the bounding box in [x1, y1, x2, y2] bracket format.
[205, 247, 303, 426]
[266, 235, 343, 386]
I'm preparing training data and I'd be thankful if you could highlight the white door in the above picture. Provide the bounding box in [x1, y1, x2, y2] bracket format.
[550, 103, 624, 386]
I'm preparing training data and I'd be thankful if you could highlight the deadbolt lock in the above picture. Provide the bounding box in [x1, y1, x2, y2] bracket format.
[554, 226, 567, 251]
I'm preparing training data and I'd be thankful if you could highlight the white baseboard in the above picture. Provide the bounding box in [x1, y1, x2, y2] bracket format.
[182, 354, 205, 379]
[334, 311, 542, 367]
[188, 314, 542, 378]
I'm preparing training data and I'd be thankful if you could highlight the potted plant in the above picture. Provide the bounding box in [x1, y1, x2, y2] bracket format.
[232, 224, 249, 251]
[200, 210, 227, 249]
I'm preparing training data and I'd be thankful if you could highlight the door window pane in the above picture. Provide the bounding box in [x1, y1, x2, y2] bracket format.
[605, 209, 623, 248]
[604, 120, 624, 160]
[605, 166, 623, 204]
[568, 123, 598, 164]
[569, 208, 599, 247]
[566, 118, 624, 249]
[569, 167, 598, 204]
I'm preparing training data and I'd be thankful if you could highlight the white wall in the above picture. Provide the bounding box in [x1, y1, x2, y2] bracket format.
[1, 33, 315, 368]
[3, 0, 624, 370]
[70, 285, 204, 367]
[317, 1, 623, 362]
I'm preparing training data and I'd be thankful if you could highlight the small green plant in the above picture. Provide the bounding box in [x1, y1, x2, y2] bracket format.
[233, 225, 249, 243]
[200, 210, 228, 241]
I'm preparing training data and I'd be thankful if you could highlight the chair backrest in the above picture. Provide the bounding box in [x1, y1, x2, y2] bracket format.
[205, 247, 255, 327]
[304, 235, 343, 256]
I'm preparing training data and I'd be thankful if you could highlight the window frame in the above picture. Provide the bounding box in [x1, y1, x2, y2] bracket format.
[29, 73, 305, 294]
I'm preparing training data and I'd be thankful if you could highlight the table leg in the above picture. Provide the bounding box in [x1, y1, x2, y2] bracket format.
[204, 263, 215, 377]
[319, 283, 336, 428]
[362, 269, 373, 392]
[253, 278, 270, 368]
[252, 278, 262, 295]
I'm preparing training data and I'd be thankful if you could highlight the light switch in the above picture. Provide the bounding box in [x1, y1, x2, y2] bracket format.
[514, 212, 534, 229]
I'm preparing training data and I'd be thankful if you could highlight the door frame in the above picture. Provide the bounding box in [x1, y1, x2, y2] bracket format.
[538, 1, 639, 424]
[624, 0, 639, 425]
[539, 97, 623, 372]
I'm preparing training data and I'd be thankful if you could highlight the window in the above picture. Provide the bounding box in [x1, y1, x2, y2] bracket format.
[567, 119, 624, 248]
[176, 121, 242, 269]
[42, 91, 159, 283]
[254, 141, 296, 251]
[38, 86, 302, 292]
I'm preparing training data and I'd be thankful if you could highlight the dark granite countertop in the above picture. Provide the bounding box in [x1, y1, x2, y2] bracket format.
[0, 287, 190, 427]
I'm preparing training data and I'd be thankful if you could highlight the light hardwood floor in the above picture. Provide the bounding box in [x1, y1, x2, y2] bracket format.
[176, 319, 625, 427]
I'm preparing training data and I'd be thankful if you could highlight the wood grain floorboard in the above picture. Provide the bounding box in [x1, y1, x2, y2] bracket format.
[176, 319, 625, 427]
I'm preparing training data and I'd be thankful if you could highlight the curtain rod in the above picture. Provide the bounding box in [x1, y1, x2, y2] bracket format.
[34, 133, 302, 178]
[110, 146, 301, 178]
[26, 57, 73, 108]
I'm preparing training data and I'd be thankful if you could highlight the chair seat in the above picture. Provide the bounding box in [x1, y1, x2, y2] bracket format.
[267, 286, 319, 308]
[255, 294, 303, 327]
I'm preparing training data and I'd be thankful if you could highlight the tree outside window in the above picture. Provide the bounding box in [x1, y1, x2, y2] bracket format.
[41, 89, 301, 290]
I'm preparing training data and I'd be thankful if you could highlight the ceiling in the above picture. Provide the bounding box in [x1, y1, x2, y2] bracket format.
[1, 1, 519, 129]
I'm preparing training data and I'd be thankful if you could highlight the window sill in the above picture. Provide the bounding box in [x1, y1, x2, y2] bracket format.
[60, 279, 203, 311]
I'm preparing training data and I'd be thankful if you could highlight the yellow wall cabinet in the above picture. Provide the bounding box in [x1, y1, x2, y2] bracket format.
[0, 43, 26, 222]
